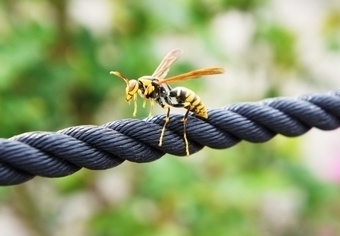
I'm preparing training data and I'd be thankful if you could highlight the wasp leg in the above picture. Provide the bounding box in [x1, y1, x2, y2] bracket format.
[182, 109, 190, 156]
[149, 99, 154, 117]
[143, 84, 154, 108]
[133, 93, 138, 117]
[142, 98, 147, 108]
[163, 100, 191, 156]
[168, 102, 191, 156]
[159, 105, 170, 147]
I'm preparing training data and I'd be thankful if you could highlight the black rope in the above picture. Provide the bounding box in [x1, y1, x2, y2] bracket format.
[1, 90, 340, 186]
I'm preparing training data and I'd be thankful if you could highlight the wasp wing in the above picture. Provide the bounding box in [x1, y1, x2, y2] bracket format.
[152, 49, 183, 79]
[157, 67, 224, 84]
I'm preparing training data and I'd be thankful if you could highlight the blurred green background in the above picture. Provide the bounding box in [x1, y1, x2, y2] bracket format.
[1, 0, 340, 235]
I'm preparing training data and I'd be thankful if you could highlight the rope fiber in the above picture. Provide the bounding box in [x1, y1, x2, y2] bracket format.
[1, 90, 340, 186]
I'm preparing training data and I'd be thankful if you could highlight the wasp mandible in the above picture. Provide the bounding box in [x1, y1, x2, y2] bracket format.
[110, 49, 224, 156]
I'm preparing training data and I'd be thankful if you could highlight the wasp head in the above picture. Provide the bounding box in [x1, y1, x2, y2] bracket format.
[110, 71, 139, 102]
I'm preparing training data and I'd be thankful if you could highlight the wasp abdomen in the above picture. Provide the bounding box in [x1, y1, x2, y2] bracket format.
[169, 87, 208, 119]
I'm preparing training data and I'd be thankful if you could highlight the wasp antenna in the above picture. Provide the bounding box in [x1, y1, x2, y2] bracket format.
[110, 71, 129, 85]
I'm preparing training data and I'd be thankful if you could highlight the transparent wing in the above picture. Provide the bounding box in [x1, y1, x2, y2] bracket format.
[152, 49, 183, 79]
[157, 67, 225, 84]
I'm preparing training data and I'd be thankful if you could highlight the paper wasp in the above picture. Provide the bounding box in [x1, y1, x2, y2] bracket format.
[110, 49, 224, 156]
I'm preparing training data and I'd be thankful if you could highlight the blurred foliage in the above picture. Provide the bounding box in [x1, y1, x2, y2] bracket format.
[1, 0, 340, 236]
[255, 24, 297, 69]
[220, 0, 269, 11]
[322, 10, 340, 51]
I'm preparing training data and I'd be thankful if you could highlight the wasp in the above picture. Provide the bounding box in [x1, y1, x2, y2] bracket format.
[110, 49, 224, 156]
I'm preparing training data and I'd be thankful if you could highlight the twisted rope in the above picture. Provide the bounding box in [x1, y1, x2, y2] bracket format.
[1, 90, 340, 186]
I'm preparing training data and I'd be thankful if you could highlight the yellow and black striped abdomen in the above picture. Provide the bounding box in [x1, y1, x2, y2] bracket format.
[169, 87, 208, 119]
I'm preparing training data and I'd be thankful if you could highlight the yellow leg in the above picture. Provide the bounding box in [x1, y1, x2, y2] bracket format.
[143, 85, 151, 108]
[132, 94, 138, 117]
[182, 109, 190, 156]
[142, 98, 147, 108]
[148, 100, 154, 117]
[159, 106, 170, 147]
